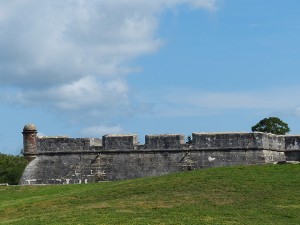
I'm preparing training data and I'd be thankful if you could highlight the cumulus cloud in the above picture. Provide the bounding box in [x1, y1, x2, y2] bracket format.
[0, 1, 162, 87]
[0, 0, 217, 132]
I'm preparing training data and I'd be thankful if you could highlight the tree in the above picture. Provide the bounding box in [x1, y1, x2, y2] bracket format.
[0, 154, 28, 185]
[251, 117, 290, 135]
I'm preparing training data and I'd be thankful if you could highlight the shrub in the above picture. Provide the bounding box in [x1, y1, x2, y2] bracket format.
[0, 153, 28, 185]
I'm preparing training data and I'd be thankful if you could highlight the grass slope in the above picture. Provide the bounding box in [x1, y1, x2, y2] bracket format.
[0, 164, 299, 225]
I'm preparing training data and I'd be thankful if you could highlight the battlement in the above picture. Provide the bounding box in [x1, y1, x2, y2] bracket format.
[145, 134, 185, 149]
[20, 124, 300, 185]
[28, 132, 297, 154]
[37, 137, 91, 153]
[192, 132, 286, 151]
[102, 134, 138, 150]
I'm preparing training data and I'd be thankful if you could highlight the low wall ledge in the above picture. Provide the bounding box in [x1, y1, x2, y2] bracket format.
[29, 146, 282, 155]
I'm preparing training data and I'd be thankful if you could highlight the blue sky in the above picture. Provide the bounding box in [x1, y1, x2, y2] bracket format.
[1, 0, 300, 155]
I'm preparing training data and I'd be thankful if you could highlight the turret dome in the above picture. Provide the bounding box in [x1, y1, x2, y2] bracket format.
[23, 124, 37, 132]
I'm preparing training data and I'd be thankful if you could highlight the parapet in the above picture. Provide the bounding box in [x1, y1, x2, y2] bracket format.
[262, 133, 285, 151]
[145, 134, 185, 149]
[285, 136, 300, 151]
[37, 137, 91, 153]
[22, 124, 300, 155]
[102, 134, 138, 150]
[284, 136, 300, 161]
[192, 132, 285, 150]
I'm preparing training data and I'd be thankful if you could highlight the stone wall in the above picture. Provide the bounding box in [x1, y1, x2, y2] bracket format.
[20, 126, 300, 185]
[285, 136, 300, 161]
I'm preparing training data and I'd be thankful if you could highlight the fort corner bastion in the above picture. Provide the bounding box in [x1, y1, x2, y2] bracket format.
[20, 124, 300, 185]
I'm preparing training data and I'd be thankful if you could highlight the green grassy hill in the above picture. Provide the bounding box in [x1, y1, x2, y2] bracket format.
[0, 164, 299, 225]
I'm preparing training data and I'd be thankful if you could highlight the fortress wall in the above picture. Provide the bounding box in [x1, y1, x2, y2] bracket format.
[20, 148, 270, 185]
[20, 125, 298, 185]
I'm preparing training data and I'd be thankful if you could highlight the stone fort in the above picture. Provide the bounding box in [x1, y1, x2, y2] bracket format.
[20, 124, 300, 185]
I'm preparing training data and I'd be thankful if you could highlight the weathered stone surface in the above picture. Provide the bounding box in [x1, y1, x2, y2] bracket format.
[23, 124, 37, 131]
[262, 133, 285, 150]
[285, 136, 300, 150]
[20, 149, 269, 185]
[37, 137, 91, 152]
[20, 126, 300, 185]
[22, 124, 38, 161]
[192, 132, 262, 149]
[89, 138, 102, 147]
[145, 134, 184, 149]
[283, 136, 300, 161]
[102, 134, 138, 150]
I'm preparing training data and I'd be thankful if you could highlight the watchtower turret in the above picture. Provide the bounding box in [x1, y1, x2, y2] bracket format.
[22, 124, 38, 161]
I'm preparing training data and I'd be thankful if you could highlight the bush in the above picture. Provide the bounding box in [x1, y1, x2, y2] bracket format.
[0, 153, 28, 185]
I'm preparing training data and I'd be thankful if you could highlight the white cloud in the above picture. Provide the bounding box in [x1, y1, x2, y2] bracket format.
[0, 0, 218, 131]
[13, 76, 129, 110]
[0, 1, 163, 87]
[0, 0, 217, 87]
